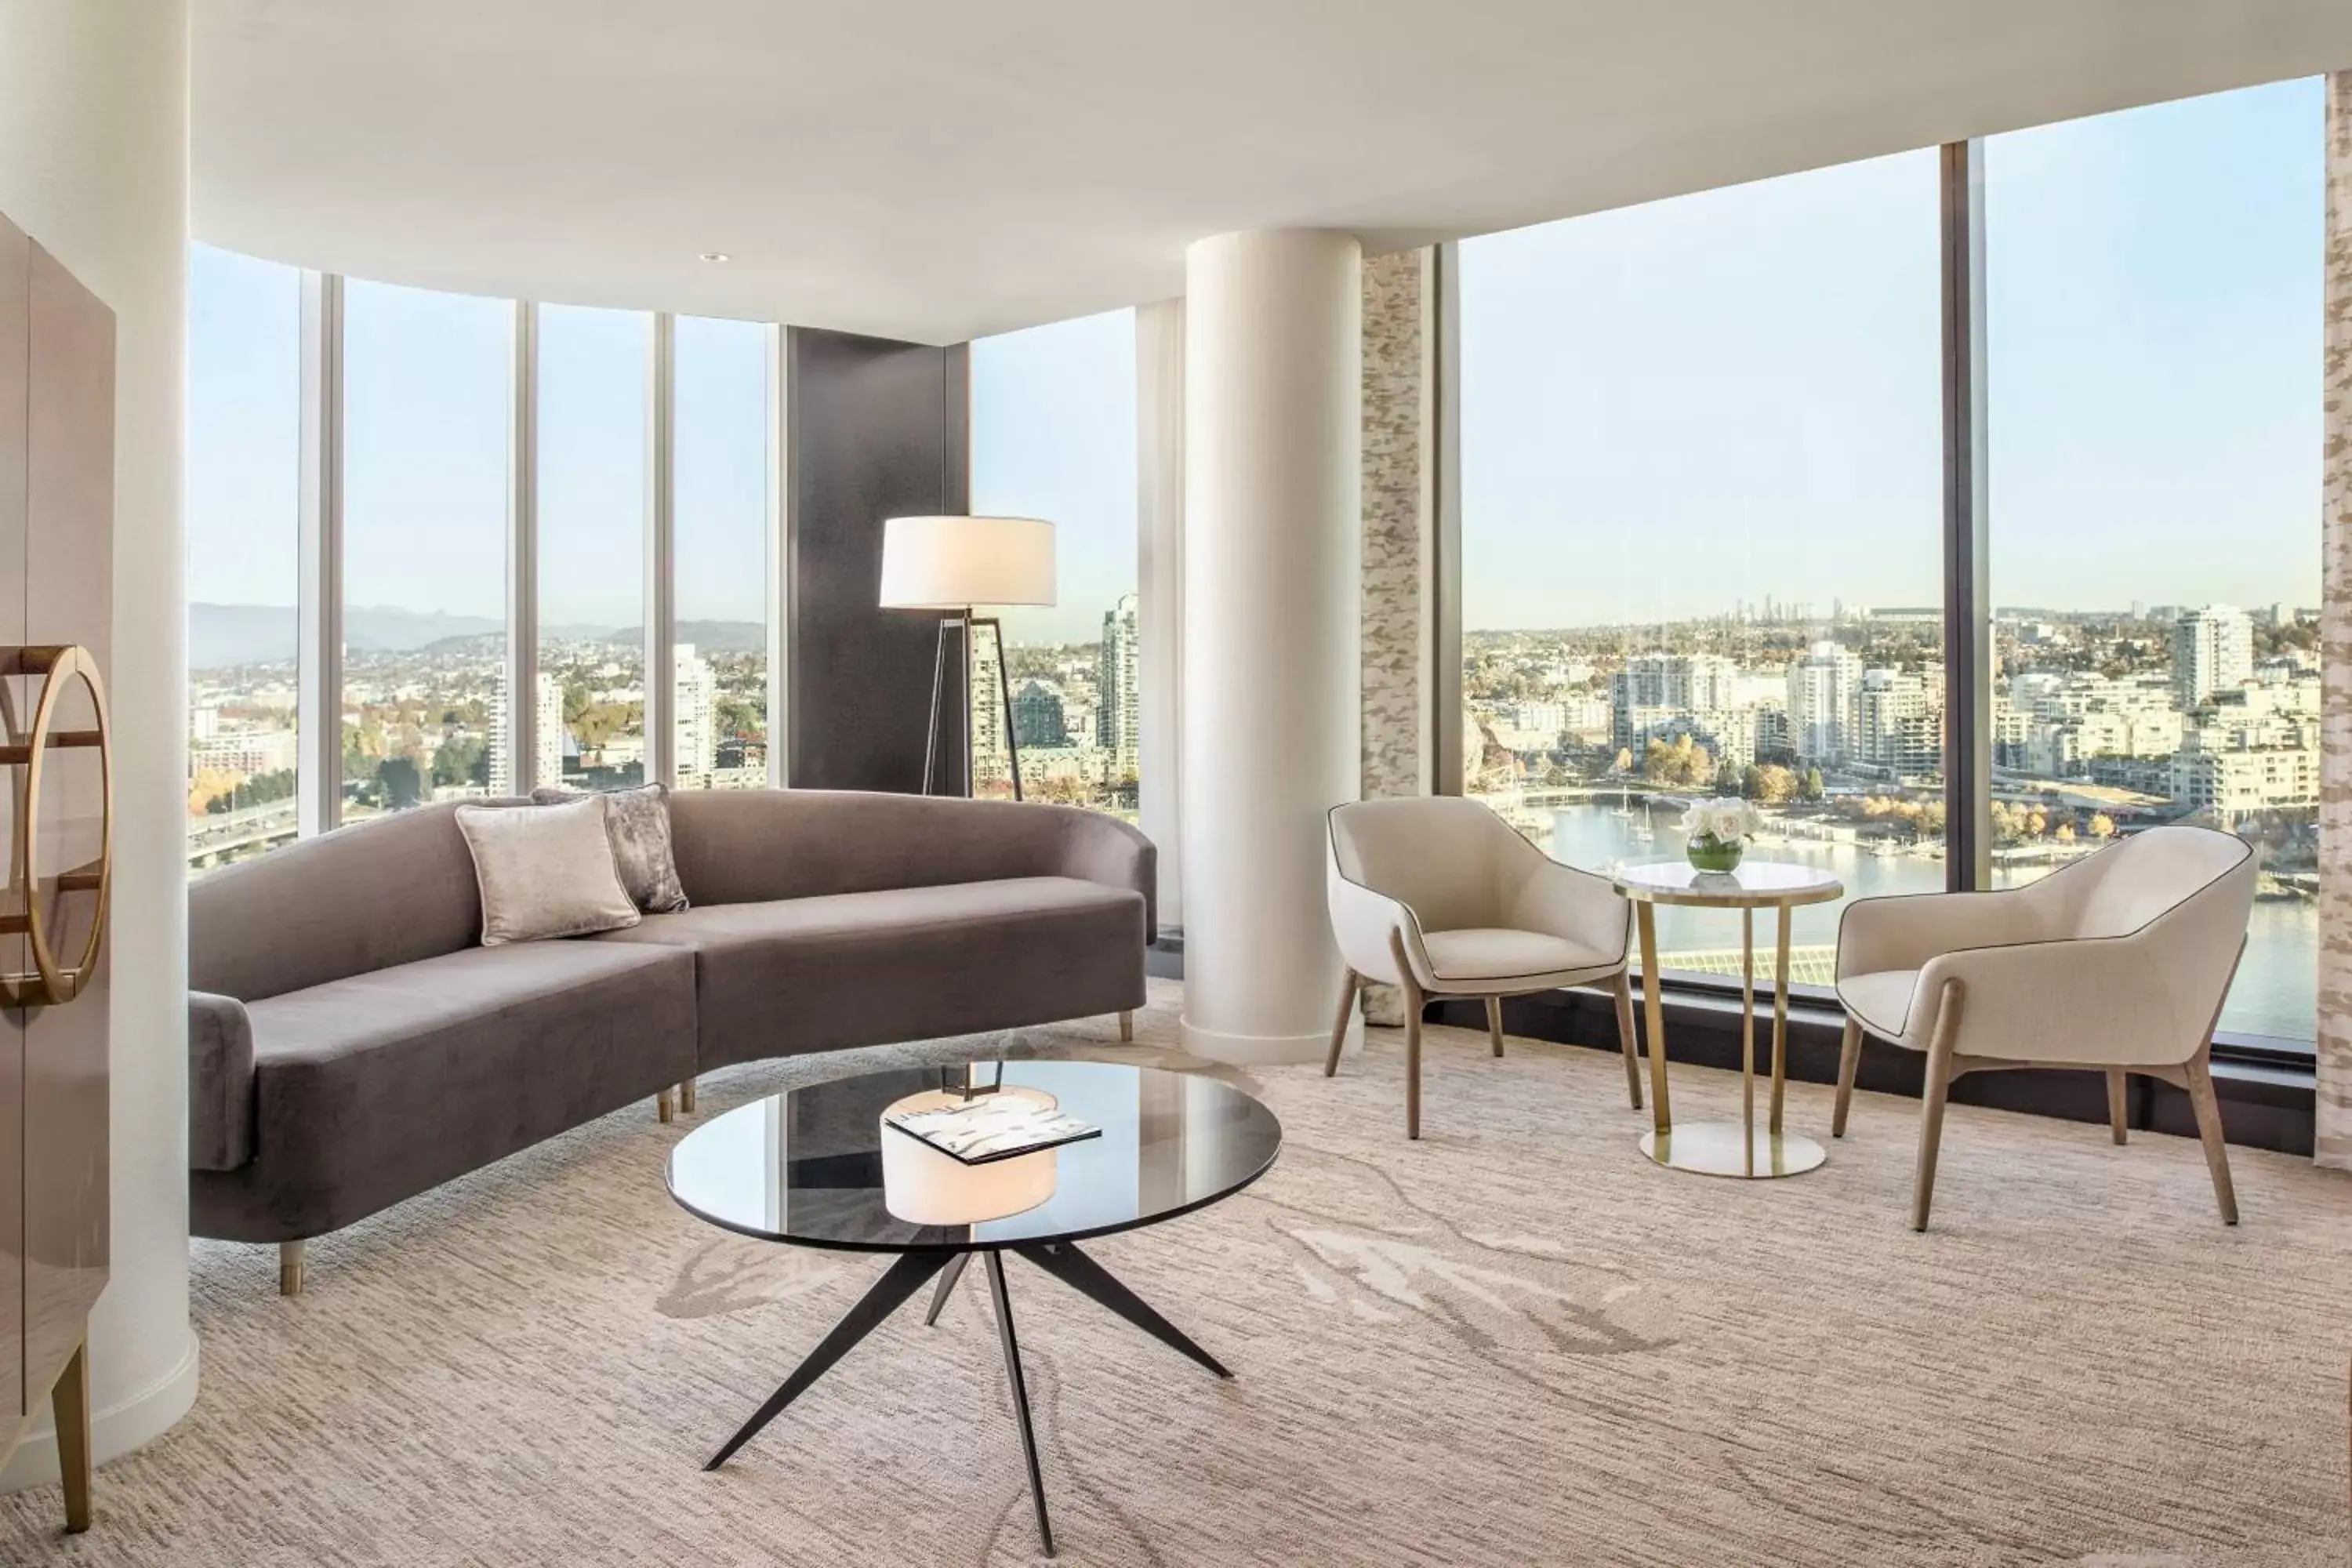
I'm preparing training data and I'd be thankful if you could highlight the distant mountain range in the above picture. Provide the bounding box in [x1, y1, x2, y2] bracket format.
[189, 604, 768, 670]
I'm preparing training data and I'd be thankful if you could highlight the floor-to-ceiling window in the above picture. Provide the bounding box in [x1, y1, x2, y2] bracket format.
[673, 315, 770, 789]
[186, 245, 302, 868]
[968, 308, 1139, 816]
[536, 304, 649, 792]
[341, 279, 510, 818]
[1985, 78, 2323, 1047]
[1457, 151, 1944, 988]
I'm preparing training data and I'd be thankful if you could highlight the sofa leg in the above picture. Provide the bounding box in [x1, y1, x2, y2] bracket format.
[279, 1239, 306, 1298]
[679, 1077, 697, 1115]
[657, 1087, 676, 1123]
[1118, 1010, 1134, 1044]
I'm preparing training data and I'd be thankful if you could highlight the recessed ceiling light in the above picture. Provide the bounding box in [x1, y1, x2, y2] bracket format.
[699, 252, 730, 263]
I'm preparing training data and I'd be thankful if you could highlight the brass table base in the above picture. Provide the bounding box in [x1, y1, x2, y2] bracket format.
[1640, 1123, 1827, 1180]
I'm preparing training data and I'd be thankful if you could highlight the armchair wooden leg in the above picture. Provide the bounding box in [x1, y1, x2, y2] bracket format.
[1388, 931, 1424, 1140]
[279, 1239, 306, 1298]
[2181, 1050, 2238, 1225]
[2105, 1070, 2127, 1145]
[680, 1076, 697, 1115]
[51, 1336, 89, 1534]
[1611, 970, 1642, 1112]
[1324, 973, 1359, 1078]
[1118, 1010, 1134, 1044]
[657, 1087, 676, 1123]
[1911, 981, 1963, 1232]
[1832, 1016, 1863, 1138]
[1485, 996, 1504, 1058]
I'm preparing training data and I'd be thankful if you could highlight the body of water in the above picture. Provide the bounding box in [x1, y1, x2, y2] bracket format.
[1546, 802, 2315, 1047]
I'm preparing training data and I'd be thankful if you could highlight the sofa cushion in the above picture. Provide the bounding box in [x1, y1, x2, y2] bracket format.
[597, 875, 1145, 1071]
[191, 939, 696, 1242]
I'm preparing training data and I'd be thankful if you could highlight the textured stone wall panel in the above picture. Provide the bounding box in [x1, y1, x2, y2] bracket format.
[2318, 74, 2352, 1168]
[1359, 249, 1432, 1025]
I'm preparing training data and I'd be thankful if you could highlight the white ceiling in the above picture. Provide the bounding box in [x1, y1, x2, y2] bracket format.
[195, 0, 2352, 346]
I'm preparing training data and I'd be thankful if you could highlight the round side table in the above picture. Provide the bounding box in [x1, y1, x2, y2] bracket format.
[1612, 859, 1844, 1179]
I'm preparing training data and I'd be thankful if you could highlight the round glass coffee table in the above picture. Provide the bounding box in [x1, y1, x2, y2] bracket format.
[1613, 859, 1843, 1179]
[667, 1058, 1282, 1559]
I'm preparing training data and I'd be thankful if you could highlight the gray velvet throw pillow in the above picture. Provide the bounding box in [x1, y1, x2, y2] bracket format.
[532, 782, 689, 913]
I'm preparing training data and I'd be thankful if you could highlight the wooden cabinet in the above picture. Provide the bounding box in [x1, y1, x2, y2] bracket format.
[0, 207, 114, 1534]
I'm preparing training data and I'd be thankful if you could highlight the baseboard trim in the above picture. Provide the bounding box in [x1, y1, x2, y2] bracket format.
[1181, 1011, 1353, 1066]
[0, 1325, 201, 1494]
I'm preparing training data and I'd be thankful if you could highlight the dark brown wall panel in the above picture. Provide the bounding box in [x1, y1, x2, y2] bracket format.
[785, 328, 969, 793]
[21, 239, 111, 1397]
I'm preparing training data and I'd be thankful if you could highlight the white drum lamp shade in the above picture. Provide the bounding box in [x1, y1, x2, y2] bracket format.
[878, 515, 1057, 609]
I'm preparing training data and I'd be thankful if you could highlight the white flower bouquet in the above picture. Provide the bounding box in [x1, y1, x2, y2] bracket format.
[1679, 797, 1762, 872]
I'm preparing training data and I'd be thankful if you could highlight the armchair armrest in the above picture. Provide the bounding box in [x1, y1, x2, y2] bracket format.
[1916, 935, 2177, 1065]
[1837, 887, 2049, 980]
[189, 990, 256, 1172]
[1500, 851, 1632, 965]
[1327, 860, 1435, 989]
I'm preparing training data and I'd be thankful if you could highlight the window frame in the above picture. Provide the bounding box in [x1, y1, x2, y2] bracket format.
[1433, 102, 2322, 1066]
[274, 277, 775, 831]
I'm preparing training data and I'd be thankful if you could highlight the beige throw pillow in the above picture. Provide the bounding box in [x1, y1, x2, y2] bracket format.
[456, 797, 642, 946]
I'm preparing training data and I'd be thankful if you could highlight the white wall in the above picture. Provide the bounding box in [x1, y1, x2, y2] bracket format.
[0, 0, 198, 1483]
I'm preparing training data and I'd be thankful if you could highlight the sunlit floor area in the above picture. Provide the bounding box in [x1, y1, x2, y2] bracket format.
[5, 978, 2343, 1566]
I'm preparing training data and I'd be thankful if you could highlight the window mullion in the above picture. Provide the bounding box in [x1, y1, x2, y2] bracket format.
[296, 269, 344, 835]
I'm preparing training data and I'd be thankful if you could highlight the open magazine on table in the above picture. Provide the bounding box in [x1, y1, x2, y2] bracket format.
[884, 1091, 1102, 1166]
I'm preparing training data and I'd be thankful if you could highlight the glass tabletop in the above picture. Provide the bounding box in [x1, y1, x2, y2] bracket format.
[1611, 858, 1845, 908]
[666, 1059, 1283, 1254]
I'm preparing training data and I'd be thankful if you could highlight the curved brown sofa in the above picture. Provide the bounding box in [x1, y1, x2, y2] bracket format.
[187, 789, 1154, 1292]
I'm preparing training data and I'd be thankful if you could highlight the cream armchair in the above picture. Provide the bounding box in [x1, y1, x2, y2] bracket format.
[1326, 798, 1639, 1138]
[1834, 824, 2256, 1231]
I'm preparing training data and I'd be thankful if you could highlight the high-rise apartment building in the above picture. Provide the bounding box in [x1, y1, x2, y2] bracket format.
[1785, 641, 1863, 762]
[673, 644, 718, 786]
[1013, 679, 1068, 748]
[1610, 652, 1736, 750]
[1854, 667, 1940, 779]
[489, 670, 566, 793]
[2171, 604, 2253, 710]
[1097, 593, 1140, 763]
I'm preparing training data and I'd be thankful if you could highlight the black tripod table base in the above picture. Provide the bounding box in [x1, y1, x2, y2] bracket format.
[703, 1241, 1229, 1559]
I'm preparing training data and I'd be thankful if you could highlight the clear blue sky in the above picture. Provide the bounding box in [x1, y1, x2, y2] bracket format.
[189, 75, 2321, 638]
[1461, 74, 2322, 630]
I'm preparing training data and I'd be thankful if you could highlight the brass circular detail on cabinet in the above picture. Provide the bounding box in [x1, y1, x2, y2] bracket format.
[3, 644, 111, 1007]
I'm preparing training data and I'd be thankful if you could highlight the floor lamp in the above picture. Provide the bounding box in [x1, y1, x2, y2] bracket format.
[879, 515, 1057, 800]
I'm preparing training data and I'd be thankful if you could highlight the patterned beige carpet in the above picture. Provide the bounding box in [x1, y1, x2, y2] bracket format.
[2, 977, 2347, 1566]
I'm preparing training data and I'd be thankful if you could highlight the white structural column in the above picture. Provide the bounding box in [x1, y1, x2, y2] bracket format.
[0, 0, 200, 1485]
[1180, 231, 1363, 1065]
[1135, 298, 1185, 935]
